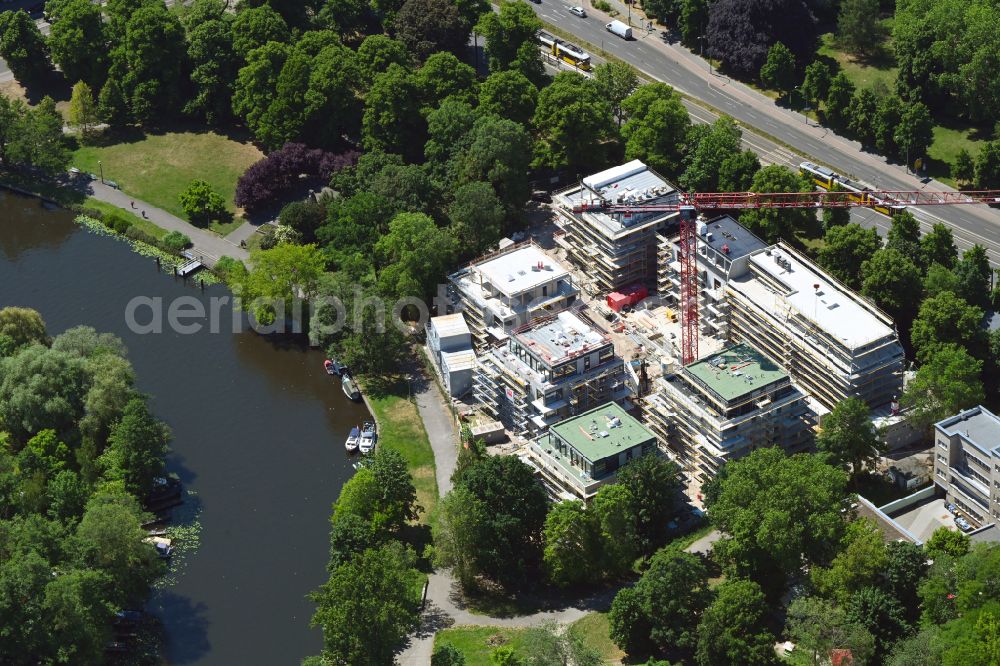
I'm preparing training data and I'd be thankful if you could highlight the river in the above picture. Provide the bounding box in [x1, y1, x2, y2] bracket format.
[0, 190, 368, 664]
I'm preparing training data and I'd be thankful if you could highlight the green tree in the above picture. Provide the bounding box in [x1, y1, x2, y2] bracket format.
[310, 542, 421, 666]
[474, 1, 541, 72]
[786, 596, 876, 666]
[616, 454, 682, 554]
[925, 263, 961, 298]
[925, 526, 970, 560]
[355, 447, 421, 531]
[67, 81, 98, 139]
[594, 61, 640, 127]
[640, 548, 711, 654]
[621, 83, 691, 177]
[681, 116, 743, 191]
[184, 17, 239, 124]
[704, 449, 849, 591]
[954, 244, 993, 310]
[97, 76, 130, 126]
[0, 307, 47, 356]
[432, 644, 467, 666]
[922, 223, 958, 269]
[695, 578, 777, 666]
[886, 628, 944, 666]
[817, 223, 882, 289]
[861, 248, 923, 329]
[416, 51, 478, 109]
[542, 500, 604, 588]
[0, 345, 87, 443]
[375, 212, 457, 299]
[885, 210, 922, 263]
[46, 0, 108, 87]
[477, 69, 537, 127]
[837, 0, 882, 56]
[883, 540, 929, 625]
[910, 291, 986, 363]
[178, 179, 228, 227]
[436, 455, 548, 589]
[231, 4, 289, 59]
[356, 35, 410, 89]
[42, 568, 114, 663]
[953, 148, 976, 184]
[448, 181, 505, 254]
[0, 10, 50, 82]
[895, 101, 934, 163]
[811, 518, 888, 603]
[592, 483, 640, 576]
[608, 586, 653, 656]
[975, 140, 1000, 189]
[327, 512, 378, 568]
[816, 397, 885, 481]
[233, 243, 326, 326]
[849, 88, 879, 145]
[114, 3, 187, 123]
[939, 604, 1000, 666]
[739, 165, 815, 243]
[718, 150, 761, 192]
[845, 585, 910, 661]
[759, 42, 795, 93]
[456, 114, 533, 216]
[903, 344, 985, 429]
[362, 63, 425, 160]
[800, 60, 831, 108]
[7, 96, 72, 176]
[874, 94, 903, 156]
[232, 41, 290, 145]
[532, 71, 615, 172]
[392, 0, 470, 61]
[99, 397, 169, 498]
[824, 72, 856, 129]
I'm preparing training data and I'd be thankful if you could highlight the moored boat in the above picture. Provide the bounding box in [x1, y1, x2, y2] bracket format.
[359, 421, 376, 454]
[342, 374, 361, 401]
[345, 426, 361, 453]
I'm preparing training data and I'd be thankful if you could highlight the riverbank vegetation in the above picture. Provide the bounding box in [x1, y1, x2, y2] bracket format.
[305, 446, 426, 664]
[0, 307, 174, 663]
[433, 623, 604, 666]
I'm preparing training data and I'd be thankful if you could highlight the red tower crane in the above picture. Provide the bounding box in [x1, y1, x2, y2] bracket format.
[572, 187, 1000, 365]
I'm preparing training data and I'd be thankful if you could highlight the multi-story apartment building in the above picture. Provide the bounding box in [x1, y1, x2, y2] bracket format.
[448, 242, 579, 351]
[726, 243, 904, 410]
[474, 310, 629, 435]
[642, 343, 814, 485]
[658, 216, 904, 410]
[525, 402, 659, 501]
[934, 406, 1000, 528]
[553, 160, 680, 294]
[658, 215, 768, 339]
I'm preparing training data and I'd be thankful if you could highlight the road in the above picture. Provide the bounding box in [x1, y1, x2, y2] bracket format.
[532, 2, 1000, 262]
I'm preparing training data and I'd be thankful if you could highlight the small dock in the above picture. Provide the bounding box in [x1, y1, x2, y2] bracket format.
[177, 259, 203, 277]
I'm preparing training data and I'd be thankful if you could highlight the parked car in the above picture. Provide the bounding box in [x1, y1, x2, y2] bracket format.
[569, 6, 586, 16]
[106, 180, 120, 190]
[946, 502, 957, 514]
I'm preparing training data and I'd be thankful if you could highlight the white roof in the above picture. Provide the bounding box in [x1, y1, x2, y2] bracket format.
[431, 313, 470, 339]
[734, 247, 895, 350]
[475, 245, 569, 297]
[441, 349, 476, 372]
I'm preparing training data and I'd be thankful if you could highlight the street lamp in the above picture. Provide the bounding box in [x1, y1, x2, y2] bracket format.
[699, 36, 711, 75]
[98, 160, 103, 184]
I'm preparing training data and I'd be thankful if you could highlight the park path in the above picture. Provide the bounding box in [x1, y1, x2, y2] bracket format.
[87, 181, 248, 266]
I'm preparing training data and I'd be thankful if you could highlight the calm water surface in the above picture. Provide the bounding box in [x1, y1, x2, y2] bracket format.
[0, 190, 366, 664]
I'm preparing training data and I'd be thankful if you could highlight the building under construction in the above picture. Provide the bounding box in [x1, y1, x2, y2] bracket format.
[658, 216, 904, 410]
[553, 160, 680, 294]
[473, 310, 630, 436]
[642, 343, 814, 485]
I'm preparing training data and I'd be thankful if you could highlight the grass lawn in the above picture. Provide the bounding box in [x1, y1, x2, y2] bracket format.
[926, 122, 992, 186]
[208, 217, 244, 237]
[71, 130, 262, 222]
[82, 198, 168, 241]
[817, 32, 898, 93]
[434, 626, 536, 666]
[568, 612, 625, 663]
[364, 377, 438, 522]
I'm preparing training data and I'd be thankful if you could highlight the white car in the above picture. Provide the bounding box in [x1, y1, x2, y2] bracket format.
[569, 6, 586, 17]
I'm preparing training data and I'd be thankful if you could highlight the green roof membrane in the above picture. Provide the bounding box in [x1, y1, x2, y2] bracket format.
[685, 344, 788, 403]
[548, 402, 655, 462]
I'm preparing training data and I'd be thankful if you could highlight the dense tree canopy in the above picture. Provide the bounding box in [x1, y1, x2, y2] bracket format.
[817, 223, 882, 290]
[532, 71, 615, 173]
[621, 83, 691, 178]
[705, 0, 817, 77]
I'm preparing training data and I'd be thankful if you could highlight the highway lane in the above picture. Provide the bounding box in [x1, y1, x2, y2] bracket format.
[532, 2, 1000, 262]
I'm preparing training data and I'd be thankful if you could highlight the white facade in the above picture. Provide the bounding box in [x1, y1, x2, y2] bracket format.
[427, 314, 475, 397]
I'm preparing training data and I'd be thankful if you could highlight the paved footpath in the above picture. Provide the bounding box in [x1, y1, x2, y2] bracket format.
[87, 181, 248, 266]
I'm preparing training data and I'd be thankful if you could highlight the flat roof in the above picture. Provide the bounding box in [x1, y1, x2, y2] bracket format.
[516, 311, 608, 365]
[732, 244, 896, 349]
[698, 215, 767, 260]
[548, 402, 655, 462]
[936, 405, 1000, 455]
[558, 160, 679, 236]
[431, 313, 470, 339]
[441, 349, 476, 371]
[684, 343, 788, 402]
[474, 245, 569, 297]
